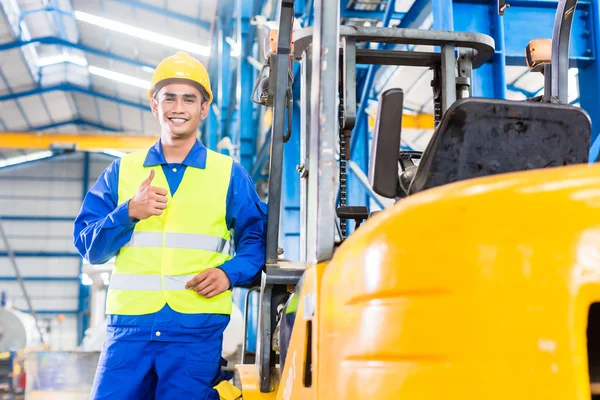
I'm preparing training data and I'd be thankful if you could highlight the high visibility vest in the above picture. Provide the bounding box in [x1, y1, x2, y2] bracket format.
[106, 148, 234, 315]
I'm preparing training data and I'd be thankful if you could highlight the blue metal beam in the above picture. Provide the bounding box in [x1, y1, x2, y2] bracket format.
[351, 0, 403, 157]
[19, 309, 78, 314]
[0, 84, 150, 112]
[341, 9, 405, 19]
[581, 0, 600, 161]
[453, 0, 594, 68]
[0, 252, 80, 257]
[7, 118, 121, 132]
[113, 0, 211, 29]
[77, 152, 90, 344]
[0, 37, 155, 70]
[238, 0, 257, 171]
[453, 1, 506, 98]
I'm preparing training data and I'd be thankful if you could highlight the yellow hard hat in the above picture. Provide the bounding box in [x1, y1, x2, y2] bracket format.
[148, 51, 213, 104]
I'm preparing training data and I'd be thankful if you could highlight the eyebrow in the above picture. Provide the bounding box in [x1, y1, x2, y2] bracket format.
[162, 92, 197, 100]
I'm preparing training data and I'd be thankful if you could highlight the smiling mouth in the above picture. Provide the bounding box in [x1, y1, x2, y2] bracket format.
[168, 117, 189, 124]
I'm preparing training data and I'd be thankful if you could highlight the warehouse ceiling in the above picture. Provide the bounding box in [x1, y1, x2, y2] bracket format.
[0, 0, 582, 156]
[0, 0, 215, 137]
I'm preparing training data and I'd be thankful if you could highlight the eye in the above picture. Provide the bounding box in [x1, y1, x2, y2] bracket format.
[185, 99, 194, 104]
[164, 97, 174, 102]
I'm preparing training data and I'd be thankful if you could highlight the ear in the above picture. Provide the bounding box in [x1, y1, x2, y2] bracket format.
[199, 101, 210, 120]
[150, 98, 158, 117]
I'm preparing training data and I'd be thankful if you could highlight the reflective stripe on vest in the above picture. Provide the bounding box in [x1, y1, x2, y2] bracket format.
[107, 147, 234, 316]
[124, 231, 231, 254]
[109, 273, 202, 291]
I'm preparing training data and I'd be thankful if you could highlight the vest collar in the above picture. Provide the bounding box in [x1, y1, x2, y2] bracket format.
[143, 139, 207, 169]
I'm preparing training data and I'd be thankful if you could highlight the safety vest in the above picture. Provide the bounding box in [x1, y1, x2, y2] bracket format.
[106, 148, 234, 315]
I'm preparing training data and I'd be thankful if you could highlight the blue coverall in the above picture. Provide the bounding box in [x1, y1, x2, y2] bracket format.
[73, 139, 266, 399]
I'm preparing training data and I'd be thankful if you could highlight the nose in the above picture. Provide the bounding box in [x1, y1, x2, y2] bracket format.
[172, 98, 185, 113]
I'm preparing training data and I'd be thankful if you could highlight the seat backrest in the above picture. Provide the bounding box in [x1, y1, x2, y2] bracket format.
[408, 98, 591, 195]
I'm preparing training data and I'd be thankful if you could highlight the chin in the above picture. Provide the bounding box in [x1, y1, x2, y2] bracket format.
[162, 124, 197, 138]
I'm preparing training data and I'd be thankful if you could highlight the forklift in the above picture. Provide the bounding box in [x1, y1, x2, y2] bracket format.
[234, 0, 599, 398]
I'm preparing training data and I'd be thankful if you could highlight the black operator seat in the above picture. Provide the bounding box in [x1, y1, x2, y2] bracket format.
[407, 98, 591, 195]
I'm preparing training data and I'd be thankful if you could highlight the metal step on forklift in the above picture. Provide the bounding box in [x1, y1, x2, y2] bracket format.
[233, 0, 600, 398]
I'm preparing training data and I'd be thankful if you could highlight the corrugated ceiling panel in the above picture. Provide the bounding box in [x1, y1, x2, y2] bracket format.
[17, 96, 51, 126]
[50, 123, 79, 133]
[72, 92, 99, 122]
[0, 49, 36, 90]
[0, 11, 13, 42]
[0, 257, 80, 278]
[143, 112, 161, 135]
[0, 76, 7, 94]
[22, 14, 55, 37]
[42, 92, 76, 122]
[115, 84, 146, 106]
[39, 63, 68, 87]
[119, 105, 143, 132]
[95, 98, 121, 129]
[0, 100, 29, 130]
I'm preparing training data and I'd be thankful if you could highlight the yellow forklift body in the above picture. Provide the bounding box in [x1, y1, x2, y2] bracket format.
[311, 164, 600, 399]
[276, 263, 327, 400]
[235, 365, 280, 399]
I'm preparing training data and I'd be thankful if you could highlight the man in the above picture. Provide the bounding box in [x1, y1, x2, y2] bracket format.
[73, 51, 266, 399]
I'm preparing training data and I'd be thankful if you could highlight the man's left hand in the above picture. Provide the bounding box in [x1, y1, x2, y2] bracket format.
[185, 269, 231, 298]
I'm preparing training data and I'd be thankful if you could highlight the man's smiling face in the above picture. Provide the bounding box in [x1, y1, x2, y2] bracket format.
[151, 82, 209, 139]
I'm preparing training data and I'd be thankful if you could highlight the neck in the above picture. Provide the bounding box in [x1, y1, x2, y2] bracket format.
[160, 133, 196, 163]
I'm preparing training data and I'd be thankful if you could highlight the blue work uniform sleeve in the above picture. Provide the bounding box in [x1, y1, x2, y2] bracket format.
[73, 158, 137, 265]
[218, 161, 267, 287]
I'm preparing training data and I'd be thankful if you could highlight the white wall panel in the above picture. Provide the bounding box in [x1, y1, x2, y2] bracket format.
[0, 176, 82, 197]
[0, 199, 82, 217]
[0, 257, 80, 277]
[0, 237, 78, 253]
[1, 281, 79, 300]
[11, 298, 79, 313]
[89, 159, 115, 180]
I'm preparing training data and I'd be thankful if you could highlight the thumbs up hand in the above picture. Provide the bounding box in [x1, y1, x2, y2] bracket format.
[127, 169, 169, 221]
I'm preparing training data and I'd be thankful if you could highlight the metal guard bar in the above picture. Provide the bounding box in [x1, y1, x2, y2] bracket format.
[293, 26, 496, 68]
[552, 0, 578, 103]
